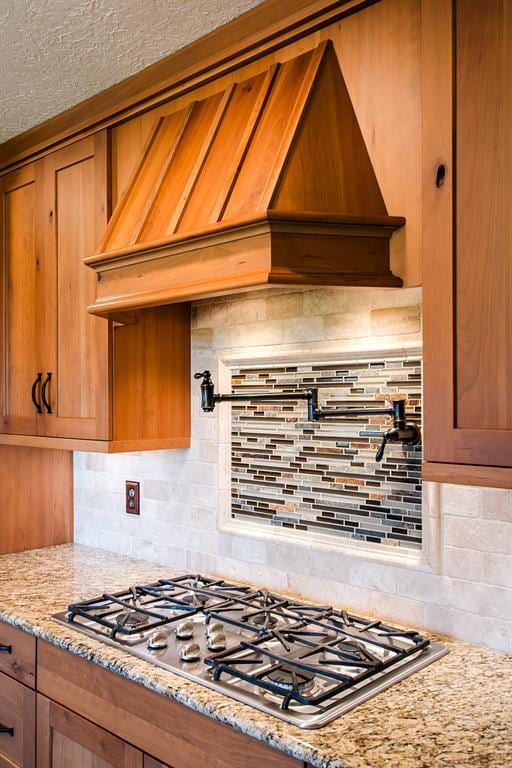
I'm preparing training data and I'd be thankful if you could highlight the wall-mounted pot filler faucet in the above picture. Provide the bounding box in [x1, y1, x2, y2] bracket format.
[194, 370, 421, 463]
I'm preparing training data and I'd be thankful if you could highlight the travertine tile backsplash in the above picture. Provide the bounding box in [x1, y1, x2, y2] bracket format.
[74, 286, 512, 653]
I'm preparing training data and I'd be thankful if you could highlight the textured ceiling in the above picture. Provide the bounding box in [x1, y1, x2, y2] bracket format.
[0, 0, 264, 144]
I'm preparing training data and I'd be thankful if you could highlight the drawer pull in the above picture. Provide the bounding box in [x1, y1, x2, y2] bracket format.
[31, 372, 43, 414]
[0, 644, 12, 654]
[41, 372, 53, 414]
[0, 725, 14, 737]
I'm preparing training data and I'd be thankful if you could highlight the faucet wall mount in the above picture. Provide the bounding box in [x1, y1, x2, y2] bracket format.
[194, 370, 421, 462]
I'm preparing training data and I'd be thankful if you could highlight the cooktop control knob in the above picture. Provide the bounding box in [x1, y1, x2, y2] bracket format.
[180, 643, 201, 662]
[207, 632, 226, 652]
[176, 621, 194, 640]
[147, 631, 168, 650]
[206, 621, 224, 636]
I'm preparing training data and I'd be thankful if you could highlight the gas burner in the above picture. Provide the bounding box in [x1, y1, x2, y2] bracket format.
[250, 612, 279, 629]
[180, 592, 204, 607]
[115, 610, 149, 630]
[336, 639, 382, 664]
[266, 665, 317, 697]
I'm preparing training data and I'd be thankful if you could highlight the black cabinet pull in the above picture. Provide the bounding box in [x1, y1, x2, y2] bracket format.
[0, 724, 14, 737]
[41, 372, 52, 414]
[0, 644, 12, 654]
[31, 373, 43, 414]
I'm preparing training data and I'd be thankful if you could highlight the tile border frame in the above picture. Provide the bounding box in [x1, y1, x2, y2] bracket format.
[216, 341, 441, 574]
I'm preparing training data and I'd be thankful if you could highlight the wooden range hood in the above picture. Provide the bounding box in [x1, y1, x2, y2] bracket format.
[86, 41, 404, 319]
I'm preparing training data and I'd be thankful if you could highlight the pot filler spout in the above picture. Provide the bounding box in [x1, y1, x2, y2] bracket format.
[194, 370, 421, 463]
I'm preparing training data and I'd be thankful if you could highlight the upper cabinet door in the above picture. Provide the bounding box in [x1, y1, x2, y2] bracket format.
[39, 133, 111, 440]
[423, 0, 512, 473]
[0, 163, 45, 435]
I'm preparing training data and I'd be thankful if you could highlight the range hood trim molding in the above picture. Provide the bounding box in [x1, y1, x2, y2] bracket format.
[86, 210, 406, 269]
[88, 211, 403, 317]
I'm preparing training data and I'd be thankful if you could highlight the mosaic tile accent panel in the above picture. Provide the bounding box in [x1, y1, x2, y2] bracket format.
[231, 357, 423, 549]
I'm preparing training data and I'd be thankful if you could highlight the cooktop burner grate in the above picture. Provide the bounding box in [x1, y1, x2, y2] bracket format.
[54, 573, 448, 728]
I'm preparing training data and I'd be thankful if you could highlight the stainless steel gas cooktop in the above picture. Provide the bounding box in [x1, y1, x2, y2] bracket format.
[53, 574, 447, 729]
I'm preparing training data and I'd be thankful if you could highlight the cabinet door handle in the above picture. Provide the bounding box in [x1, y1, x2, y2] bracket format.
[0, 724, 14, 737]
[31, 373, 43, 414]
[41, 372, 52, 414]
[0, 644, 12, 653]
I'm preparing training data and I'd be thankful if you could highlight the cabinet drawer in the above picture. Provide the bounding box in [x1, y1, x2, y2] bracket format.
[0, 671, 35, 768]
[0, 625, 35, 688]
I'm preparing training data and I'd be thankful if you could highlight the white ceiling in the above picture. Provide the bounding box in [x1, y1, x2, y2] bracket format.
[0, 0, 264, 144]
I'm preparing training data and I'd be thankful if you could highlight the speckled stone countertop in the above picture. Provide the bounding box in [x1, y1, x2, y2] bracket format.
[0, 544, 511, 768]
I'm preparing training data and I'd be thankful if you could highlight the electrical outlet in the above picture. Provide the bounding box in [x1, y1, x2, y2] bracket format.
[125, 481, 140, 515]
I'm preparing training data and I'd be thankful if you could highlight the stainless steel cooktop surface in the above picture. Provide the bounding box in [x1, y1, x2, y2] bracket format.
[53, 574, 447, 729]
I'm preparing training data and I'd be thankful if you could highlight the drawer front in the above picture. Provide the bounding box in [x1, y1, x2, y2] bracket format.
[0, 671, 35, 768]
[0, 625, 35, 689]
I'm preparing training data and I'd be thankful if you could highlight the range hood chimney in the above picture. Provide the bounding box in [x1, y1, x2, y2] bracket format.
[86, 41, 404, 319]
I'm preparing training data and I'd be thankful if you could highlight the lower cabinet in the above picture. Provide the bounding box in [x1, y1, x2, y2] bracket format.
[37, 641, 300, 768]
[37, 696, 142, 768]
[0, 625, 300, 768]
[0, 671, 35, 768]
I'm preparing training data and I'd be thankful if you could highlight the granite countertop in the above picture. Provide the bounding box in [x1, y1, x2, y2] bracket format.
[0, 544, 511, 768]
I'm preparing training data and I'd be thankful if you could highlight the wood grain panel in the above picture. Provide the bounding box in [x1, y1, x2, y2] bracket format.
[0, 433, 189, 453]
[422, 462, 512, 489]
[38, 642, 301, 768]
[192, 68, 279, 228]
[139, 92, 225, 243]
[422, 0, 512, 472]
[455, 0, 512, 431]
[112, 305, 191, 444]
[0, 671, 35, 768]
[37, 696, 142, 768]
[40, 133, 110, 440]
[421, 0, 454, 463]
[274, 42, 386, 215]
[333, 0, 422, 283]
[0, 624, 36, 688]
[222, 46, 323, 220]
[0, 164, 41, 436]
[0, 446, 73, 555]
[105, 113, 192, 251]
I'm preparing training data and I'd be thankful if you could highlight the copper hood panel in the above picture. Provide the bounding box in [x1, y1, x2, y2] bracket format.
[87, 41, 404, 318]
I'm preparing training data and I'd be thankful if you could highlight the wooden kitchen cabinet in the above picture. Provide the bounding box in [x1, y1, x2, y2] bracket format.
[37, 640, 301, 768]
[0, 133, 190, 452]
[0, 672, 35, 768]
[37, 134, 110, 441]
[0, 162, 41, 438]
[37, 696, 142, 768]
[0, 136, 106, 441]
[0, 623, 36, 688]
[422, 0, 512, 485]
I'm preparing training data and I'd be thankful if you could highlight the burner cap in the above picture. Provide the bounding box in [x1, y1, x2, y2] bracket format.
[116, 610, 149, 630]
[251, 612, 278, 629]
[266, 666, 316, 696]
[337, 638, 379, 663]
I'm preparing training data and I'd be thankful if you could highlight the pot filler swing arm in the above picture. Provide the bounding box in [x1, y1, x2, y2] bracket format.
[194, 370, 421, 463]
